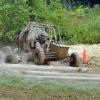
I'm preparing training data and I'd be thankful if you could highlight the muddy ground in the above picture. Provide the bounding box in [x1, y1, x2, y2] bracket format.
[0, 44, 100, 100]
[0, 44, 100, 80]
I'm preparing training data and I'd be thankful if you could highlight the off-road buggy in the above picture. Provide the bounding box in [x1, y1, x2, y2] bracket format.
[14, 22, 80, 67]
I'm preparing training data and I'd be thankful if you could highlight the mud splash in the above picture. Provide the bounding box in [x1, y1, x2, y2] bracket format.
[0, 51, 6, 63]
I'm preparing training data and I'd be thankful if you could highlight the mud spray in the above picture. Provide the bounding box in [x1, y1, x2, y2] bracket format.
[17, 51, 33, 64]
[0, 51, 6, 63]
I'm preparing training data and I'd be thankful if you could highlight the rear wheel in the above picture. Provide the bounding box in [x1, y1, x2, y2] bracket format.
[69, 52, 80, 67]
[34, 47, 45, 65]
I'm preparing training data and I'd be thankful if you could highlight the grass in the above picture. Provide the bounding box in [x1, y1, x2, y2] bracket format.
[0, 75, 100, 100]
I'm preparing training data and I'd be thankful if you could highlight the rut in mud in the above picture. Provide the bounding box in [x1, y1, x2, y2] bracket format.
[0, 64, 100, 82]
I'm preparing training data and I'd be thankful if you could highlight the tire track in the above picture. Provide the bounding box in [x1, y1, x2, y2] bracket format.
[0, 64, 100, 81]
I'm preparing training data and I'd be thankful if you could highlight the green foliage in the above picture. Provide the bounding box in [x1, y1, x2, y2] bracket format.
[0, 0, 29, 42]
[0, 0, 100, 44]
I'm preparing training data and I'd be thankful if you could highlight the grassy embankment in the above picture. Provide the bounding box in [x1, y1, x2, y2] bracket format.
[0, 75, 100, 100]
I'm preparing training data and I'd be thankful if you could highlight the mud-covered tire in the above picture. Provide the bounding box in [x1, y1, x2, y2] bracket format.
[5, 54, 18, 64]
[69, 52, 80, 67]
[1, 46, 13, 55]
[34, 47, 45, 65]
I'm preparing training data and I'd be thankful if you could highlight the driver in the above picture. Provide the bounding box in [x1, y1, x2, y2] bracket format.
[38, 32, 48, 44]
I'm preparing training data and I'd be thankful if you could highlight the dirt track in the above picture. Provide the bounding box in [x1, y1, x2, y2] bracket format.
[0, 64, 100, 82]
[0, 44, 100, 82]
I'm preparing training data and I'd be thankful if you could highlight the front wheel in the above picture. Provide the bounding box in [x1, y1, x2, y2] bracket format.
[34, 47, 45, 65]
[69, 52, 80, 67]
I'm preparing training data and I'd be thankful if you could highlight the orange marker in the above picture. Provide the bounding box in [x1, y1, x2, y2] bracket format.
[83, 48, 88, 64]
